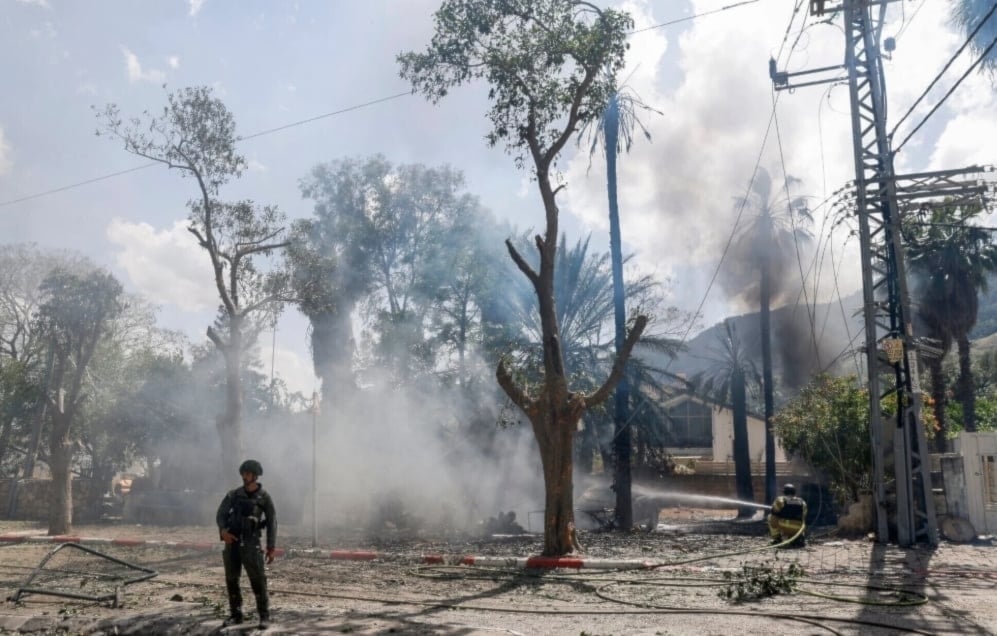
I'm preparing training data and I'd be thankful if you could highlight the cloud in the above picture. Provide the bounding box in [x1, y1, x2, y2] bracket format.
[121, 47, 166, 83]
[29, 21, 57, 38]
[188, 0, 206, 16]
[15, 0, 51, 8]
[167, 55, 180, 69]
[107, 218, 218, 312]
[0, 127, 11, 176]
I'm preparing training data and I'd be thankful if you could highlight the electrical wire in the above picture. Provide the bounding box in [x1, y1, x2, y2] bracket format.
[894, 34, 997, 155]
[890, 1, 997, 140]
[775, 0, 808, 65]
[0, 90, 413, 209]
[630, 0, 764, 34]
[894, 0, 928, 42]
[772, 92, 821, 370]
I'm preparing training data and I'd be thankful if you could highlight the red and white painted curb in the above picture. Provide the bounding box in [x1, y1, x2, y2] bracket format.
[0, 534, 654, 570]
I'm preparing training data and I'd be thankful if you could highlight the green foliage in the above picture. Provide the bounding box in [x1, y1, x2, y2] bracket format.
[399, 0, 633, 168]
[719, 560, 804, 603]
[906, 204, 997, 347]
[773, 374, 870, 504]
[95, 86, 244, 195]
[946, 394, 997, 435]
[292, 156, 503, 392]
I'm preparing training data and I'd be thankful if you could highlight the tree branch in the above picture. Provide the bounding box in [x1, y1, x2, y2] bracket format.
[235, 240, 291, 258]
[206, 325, 227, 350]
[584, 314, 649, 409]
[496, 357, 532, 414]
[505, 238, 539, 286]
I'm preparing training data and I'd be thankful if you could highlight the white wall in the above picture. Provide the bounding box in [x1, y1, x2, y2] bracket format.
[711, 406, 787, 465]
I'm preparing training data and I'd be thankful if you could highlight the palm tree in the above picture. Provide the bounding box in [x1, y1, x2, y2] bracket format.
[734, 167, 812, 503]
[506, 234, 682, 522]
[692, 320, 761, 518]
[580, 87, 660, 529]
[905, 203, 997, 445]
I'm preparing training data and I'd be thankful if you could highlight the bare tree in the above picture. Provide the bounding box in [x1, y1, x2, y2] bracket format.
[97, 87, 291, 471]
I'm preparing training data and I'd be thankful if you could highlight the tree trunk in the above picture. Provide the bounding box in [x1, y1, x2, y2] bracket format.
[957, 334, 976, 433]
[605, 95, 632, 532]
[760, 263, 776, 504]
[218, 324, 244, 472]
[928, 357, 947, 452]
[311, 305, 356, 405]
[0, 415, 15, 474]
[48, 413, 72, 535]
[731, 367, 755, 517]
[533, 408, 581, 556]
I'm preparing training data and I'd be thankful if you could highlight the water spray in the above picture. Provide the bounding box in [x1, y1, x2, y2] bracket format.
[630, 484, 770, 511]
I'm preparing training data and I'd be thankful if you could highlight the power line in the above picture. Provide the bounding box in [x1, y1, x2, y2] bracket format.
[894, 34, 997, 155]
[630, 0, 763, 34]
[772, 92, 821, 370]
[890, 1, 997, 139]
[667, 103, 779, 366]
[237, 91, 411, 141]
[0, 163, 159, 208]
[775, 0, 809, 66]
[0, 90, 413, 209]
[894, 0, 928, 42]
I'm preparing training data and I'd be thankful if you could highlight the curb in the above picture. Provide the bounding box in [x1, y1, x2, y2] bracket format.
[0, 534, 654, 570]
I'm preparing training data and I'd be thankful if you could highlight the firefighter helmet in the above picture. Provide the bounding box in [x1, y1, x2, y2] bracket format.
[239, 459, 263, 477]
[783, 483, 796, 496]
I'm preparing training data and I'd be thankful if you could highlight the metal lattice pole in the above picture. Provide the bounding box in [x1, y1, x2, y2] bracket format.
[842, 0, 936, 547]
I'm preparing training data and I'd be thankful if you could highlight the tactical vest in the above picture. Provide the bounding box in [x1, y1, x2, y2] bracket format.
[226, 488, 267, 539]
[779, 496, 806, 521]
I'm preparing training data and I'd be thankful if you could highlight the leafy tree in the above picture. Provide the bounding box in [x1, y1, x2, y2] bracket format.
[35, 268, 124, 534]
[729, 167, 812, 503]
[400, 0, 647, 555]
[97, 86, 292, 471]
[74, 299, 186, 519]
[292, 156, 494, 398]
[693, 320, 760, 517]
[0, 245, 91, 475]
[773, 374, 869, 506]
[579, 87, 659, 529]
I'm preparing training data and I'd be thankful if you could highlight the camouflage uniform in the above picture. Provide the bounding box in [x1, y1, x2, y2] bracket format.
[216, 483, 277, 623]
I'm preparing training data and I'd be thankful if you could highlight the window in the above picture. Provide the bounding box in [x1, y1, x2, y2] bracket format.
[665, 400, 713, 448]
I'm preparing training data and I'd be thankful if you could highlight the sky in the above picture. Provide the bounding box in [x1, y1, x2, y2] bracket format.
[2, 0, 995, 399]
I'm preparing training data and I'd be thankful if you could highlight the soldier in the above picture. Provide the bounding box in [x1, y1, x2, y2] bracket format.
[767, 483, 807, 547]
[217, 459, 277, 628]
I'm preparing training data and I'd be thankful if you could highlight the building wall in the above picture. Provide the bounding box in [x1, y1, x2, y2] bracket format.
[711, 407, 787, 464]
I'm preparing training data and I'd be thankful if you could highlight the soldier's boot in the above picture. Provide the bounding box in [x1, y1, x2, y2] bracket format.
[222, 610, 243, 627]
[257, 610, 270, 630]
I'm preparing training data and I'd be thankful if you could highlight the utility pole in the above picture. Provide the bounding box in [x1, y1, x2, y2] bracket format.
[770, 0, 953, 546]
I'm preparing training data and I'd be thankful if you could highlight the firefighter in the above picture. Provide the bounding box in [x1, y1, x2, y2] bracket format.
[768, 483, 807, 547]
[216, 459, 277, 628]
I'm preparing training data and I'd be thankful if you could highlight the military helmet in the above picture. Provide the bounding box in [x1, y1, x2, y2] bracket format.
[239, 459, 263, 477]
[783, 483, 796, 496]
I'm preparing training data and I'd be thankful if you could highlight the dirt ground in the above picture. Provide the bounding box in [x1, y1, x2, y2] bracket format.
[0, 511, 994, 635]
